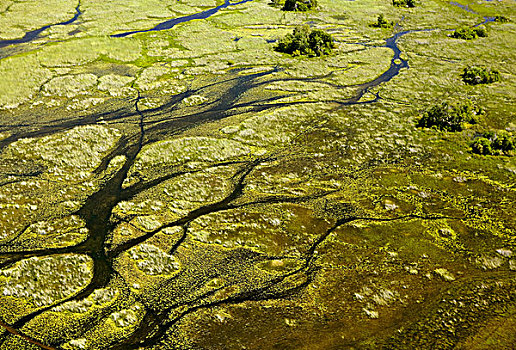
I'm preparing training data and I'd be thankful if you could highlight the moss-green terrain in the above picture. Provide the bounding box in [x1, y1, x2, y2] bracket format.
[0, 0, 515, 349]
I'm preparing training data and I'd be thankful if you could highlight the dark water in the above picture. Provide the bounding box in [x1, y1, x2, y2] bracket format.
[448, 1, 495, 26]
[0, 4, 81, 49]
[111, 0, 254, 38]
[449, 1, 476, 14]
[342, 29, 433, 104]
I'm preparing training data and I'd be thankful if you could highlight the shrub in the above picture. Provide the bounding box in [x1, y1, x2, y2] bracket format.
[270, 0, 285, 6]
[393, 0, 416, 7]
[494, 16, 510, 23]
[471, 130, 515, 156]
[492, 133, 515, 152]
[471, 138, 493, 155]
[461, 66, 501, 85]
[451, 25, 487, 40]
[474, 25, 487, 37]
[371, 14, 394, 28]
[282, 0, 317, 11]
[275, 25, 335, 57]
[417, 100, 483, 132]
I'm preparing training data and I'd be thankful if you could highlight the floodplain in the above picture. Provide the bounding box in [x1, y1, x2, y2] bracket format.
[0, 0, 515, 349]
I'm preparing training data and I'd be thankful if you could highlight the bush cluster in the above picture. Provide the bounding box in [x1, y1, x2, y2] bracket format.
[494, 15, 510, 23]
[282, 0, 317, 11]
[275, 25, 335, 57]
[461, 66, 501, 85]
[371, 14, 394, 28]
[393, 0, 416, 7]
[451, 25, 487, 40]
[471, 130, 515, 155]
[417, 100, 483, 132]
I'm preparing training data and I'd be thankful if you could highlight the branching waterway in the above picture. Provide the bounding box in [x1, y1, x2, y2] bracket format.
[0, 2, 81, 49]
[112, 0, 255, 38]
[0, 1, 510, 349]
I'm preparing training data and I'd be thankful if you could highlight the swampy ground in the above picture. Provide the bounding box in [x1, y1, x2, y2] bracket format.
[0, 0, 515, 349]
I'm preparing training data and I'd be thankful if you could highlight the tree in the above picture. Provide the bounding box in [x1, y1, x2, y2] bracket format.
[393, 0, 416, 7]
[492, 132, 515, 152]
[471, 130, 515, 155]
[417, 100, 483, 132]
[308, 29, 335, 56]
[282, 0, 317, 11]
[371, 14, 394, 28]
[471, 138, 493, 155]
[275, 25, 335, 57]
[494, 15, 510, 23]
[461, 66, 501, 85]
[451, 25, 487, 40]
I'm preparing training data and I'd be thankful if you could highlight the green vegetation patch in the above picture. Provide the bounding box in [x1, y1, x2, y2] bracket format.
[275, 25, 335, 57]
[188, 203, 333, 256]
[417, 100, 483, 132]
[461, 66, 501, 85]
[0, 0, 77, 40]
[370, 14, 394, 28]
[127, 244, 180, 276]
[3, 125, 122, 177]
[392, 0, 415, 8]
[451, 25, 488, 40]
[282, 0, 317, 11]
[0, 254, 93, 308]
[471, 130, 515, 156]
[494, 15, 511, 23]
[130, 137, 257, 177]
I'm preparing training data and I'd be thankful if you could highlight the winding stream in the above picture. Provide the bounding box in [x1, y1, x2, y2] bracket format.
[111, 0, 255, 38]
[0, 3, 81, 49]
[0, 1, 496, 349]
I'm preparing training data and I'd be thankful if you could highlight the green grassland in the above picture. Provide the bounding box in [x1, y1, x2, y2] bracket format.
[0, 0, 515, 349]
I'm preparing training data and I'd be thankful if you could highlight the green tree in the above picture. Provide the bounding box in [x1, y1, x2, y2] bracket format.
[452, 25, 487, 40]
[371, 14, 393, 28]
[461, 66, 501, 85]
[494, 15, 510, 23]
[275, 25, 335, 57]
[308, 29, 335, 55]
[282, 0, 317, 11]
[393, 0, 415, 7]
[417, 100, 482, 132]
[492, 132, 515, 152]
[471, 138, 493, 155]
[471, 130, 514, 156]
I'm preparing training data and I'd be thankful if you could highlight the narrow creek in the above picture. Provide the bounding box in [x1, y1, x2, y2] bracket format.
[0, 3, 81, 49]
[0, 1, 477, 349]
[111, 0, 255, 38]
[449, 1, 495, 26]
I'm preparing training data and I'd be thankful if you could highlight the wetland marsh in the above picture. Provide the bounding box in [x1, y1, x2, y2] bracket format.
[0, 0, 515, 349]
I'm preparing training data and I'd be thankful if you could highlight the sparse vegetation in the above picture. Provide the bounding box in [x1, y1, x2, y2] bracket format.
[471, 130, 515, 155]
[461, 66, 501, 85]
[417, 100, 483, 131]
[451, 25, 487, 40]
[275, 25, 335, 56]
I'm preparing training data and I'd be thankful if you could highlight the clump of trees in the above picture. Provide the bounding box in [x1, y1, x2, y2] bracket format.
[281, 0, 317, 11]
[275, 25, 335, 56]
[393, 0, 416, 7]
[494, 15, 510, 23]
[371, 14, 393, 28]
[451, 25, 487, 40]
[461, 66, 501, 85]
[471, 130, 515, 155]
[417, 100, 483, 132]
